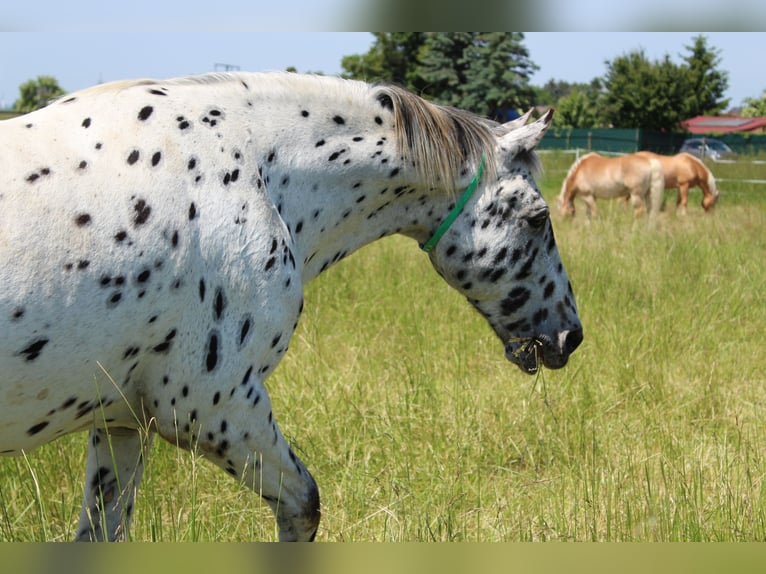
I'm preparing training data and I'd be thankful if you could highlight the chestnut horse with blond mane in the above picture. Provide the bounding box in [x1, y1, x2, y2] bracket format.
[558, 152, 664, 220]
[636, 151, 719, 214]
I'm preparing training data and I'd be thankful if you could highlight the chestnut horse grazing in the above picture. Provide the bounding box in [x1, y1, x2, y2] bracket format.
[636, 151, 719, 214]
[558, 152, 664, 220]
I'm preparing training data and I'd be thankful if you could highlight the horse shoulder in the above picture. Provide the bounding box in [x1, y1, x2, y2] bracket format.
[673, 153, 701, 182]
[563, 154, 588, 192]
[689, 154, 709, 178]
[573, 155, 599, 191]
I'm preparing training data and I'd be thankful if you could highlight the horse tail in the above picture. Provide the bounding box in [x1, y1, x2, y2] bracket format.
[647, 157, 664, 218]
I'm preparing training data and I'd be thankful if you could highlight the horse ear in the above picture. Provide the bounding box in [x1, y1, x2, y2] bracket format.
[498, 109, 553, 158]
[496, 108, 535, 133]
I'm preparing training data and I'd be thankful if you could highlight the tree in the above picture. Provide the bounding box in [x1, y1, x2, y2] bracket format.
[553, 87, 601, 128]
[14, 76, 66, 112]
[416, 32, 475, 107]
[535, 79, 580, 106]
[342, 33, 539, 120]
[341, 33, 426, 92]
[602, 50, 659, 128]
[681, 34, 729, 116]
[601, 36, 730, 131]
[416, 33, 538, 119]
[653, 54, 694, 128]
[460, 33, 538, 120]
[602, 51, 696, 130]
[741, 90, 766, 117]
[544, 79, 604, 128]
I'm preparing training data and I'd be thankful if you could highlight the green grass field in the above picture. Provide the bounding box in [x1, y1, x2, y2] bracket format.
[1, 152, 765, 541]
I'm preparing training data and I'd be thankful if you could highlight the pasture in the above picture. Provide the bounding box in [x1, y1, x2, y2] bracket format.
[1, 151, 765, 541]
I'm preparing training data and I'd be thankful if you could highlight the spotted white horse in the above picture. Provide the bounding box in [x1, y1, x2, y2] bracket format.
[0, 72, 582, 541]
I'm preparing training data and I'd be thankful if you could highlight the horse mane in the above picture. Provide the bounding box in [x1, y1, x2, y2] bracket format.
[372, 83, 498, 192]
[680, 152, 719, 198]
[559, 152, 595, 200]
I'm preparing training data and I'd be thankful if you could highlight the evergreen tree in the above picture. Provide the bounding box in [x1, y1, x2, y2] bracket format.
[417, 32, 538, 119]
[342, 33, 539, 120]
[460, 32, 538, 120]
[682, 34, 730, 116]
[416, 33, 474, 107]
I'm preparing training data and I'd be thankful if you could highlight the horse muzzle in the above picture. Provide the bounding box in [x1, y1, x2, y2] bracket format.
[504, 328, 584, 374]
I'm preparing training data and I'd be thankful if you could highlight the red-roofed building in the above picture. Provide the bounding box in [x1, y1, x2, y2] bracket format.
[681, 116, 766, 134]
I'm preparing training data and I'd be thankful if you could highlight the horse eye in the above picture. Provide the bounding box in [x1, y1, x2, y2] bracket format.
[527, 207, 550, 229]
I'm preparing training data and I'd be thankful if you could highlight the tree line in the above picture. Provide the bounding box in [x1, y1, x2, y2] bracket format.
[340, 32, 748, 131]
[11, 33, 766, 129]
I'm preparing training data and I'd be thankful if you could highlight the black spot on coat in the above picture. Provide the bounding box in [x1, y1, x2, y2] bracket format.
[213, 288, 226, 321]
[132, 199, 151, 226]
[138, 106, 154, 121]
[74, 213, 92, 226]
[27, 421, 50, 436]
[205, 332, 219, 372]
[18, 338, 49, 361]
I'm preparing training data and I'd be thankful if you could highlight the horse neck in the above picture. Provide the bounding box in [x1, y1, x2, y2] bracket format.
[689, 155, 718, 195]
[264, 164, 448, 283]
[207, 72, 488, 283]
[559, 173, 575, 202]
[702, 163, 718, 196]
[560, 153, 588, 201]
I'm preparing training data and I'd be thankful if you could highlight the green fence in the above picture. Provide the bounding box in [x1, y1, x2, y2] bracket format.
[540, 127, 766, 156]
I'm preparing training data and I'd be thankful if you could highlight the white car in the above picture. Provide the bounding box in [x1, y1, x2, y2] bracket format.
[679, 138, 735, 161]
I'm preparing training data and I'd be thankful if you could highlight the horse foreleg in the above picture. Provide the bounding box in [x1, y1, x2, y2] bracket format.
[75, 427, 153, 541]
[677, 183, 689, 216]
[581, 193, 597, 220]
[629, 192, 645, 218]
[187, 378, 321, 542]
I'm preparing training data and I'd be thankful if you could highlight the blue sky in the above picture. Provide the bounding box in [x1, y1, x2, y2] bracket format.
[1, 32, 764, 110]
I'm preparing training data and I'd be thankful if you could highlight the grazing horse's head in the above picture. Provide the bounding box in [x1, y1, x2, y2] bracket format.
[423, 111, 583, 374]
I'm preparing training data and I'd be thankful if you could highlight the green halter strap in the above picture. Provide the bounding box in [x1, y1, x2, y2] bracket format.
[420, 154, 485, 254]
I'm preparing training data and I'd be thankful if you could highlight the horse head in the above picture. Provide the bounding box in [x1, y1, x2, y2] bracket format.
[426, 111, 583, 373]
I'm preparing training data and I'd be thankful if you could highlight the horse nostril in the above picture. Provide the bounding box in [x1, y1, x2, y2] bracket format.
[564, 328, 584, 355]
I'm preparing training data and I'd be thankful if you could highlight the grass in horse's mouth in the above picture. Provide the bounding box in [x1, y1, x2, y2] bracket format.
[506, 336, 541, 373]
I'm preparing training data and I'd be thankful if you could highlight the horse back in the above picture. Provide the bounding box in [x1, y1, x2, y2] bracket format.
[636, 151, 708, 188]
[571, 153, 623, 189]
[566, 153, 650, 199]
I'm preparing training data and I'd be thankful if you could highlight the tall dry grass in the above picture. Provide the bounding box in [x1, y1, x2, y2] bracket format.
[1, 152, 765, 541]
